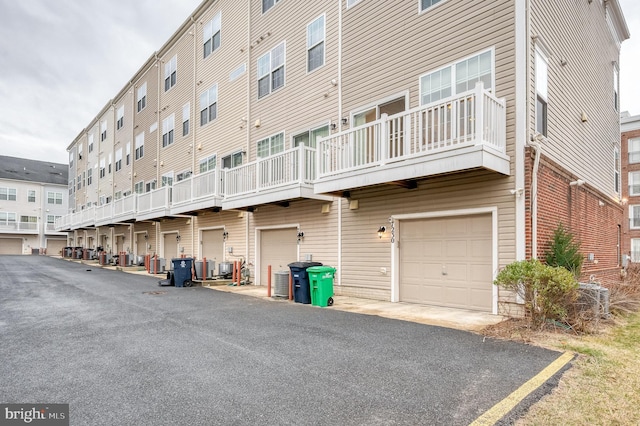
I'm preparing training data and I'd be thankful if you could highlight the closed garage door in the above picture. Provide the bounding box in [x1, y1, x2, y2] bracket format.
[0, 238, 22, 255]
[260, 228, 297, 285]
[201, 229, 225, 265]
[399, 214, 493, 312]
[163, 233, 179, 269]
[46, 239, 66, 256]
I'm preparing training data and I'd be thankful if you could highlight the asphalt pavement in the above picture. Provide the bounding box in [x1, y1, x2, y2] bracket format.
[0, 256, 568, 425]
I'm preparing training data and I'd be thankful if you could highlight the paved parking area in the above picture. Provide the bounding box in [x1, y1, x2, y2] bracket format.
[0, 256, 570, 425]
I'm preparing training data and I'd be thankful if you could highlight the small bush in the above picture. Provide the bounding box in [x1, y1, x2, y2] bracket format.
[495, 259, 579, 328]
[544, 223, 584, 278]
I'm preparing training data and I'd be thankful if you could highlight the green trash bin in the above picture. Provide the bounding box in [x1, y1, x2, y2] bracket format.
[307, 266, 336, 307]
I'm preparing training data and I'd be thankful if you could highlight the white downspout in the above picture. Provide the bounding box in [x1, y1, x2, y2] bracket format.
[337, 0, 343, 288]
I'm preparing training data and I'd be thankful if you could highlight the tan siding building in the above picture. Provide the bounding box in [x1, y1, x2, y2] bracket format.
[59, 0, 629, 315]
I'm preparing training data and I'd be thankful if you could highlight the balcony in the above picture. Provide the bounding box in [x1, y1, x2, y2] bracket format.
[112, 194, 137, 223]
[170, 169, 222, 215]
[222, 144, 333, 210]
[0, 222, 39, 234]
[136, 186, 171, 221]
[315, 83, 509, 194]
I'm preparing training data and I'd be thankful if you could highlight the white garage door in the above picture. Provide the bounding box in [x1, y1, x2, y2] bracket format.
[163, 233, 179, 269]
[399, 214, 493, 312]
[259, 228, 297, 285]
[201, 229, 225, 265]
[136, 233, 147, 257]
[46, 239, 66, 256]
[0, 238, 22, 255]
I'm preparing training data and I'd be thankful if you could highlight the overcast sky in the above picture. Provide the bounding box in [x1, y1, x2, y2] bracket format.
[0, 0, 639, 165]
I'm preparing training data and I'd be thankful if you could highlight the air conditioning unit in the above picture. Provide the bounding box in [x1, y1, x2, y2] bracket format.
[577, 283, 610, 319]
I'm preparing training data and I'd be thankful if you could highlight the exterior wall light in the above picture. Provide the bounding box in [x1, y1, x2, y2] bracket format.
[377, 226, 386, 238]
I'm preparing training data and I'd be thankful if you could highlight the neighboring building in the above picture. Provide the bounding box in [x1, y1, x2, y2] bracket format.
[621, 112, 640, 262]
[57, 0, 629, 314]
[0, 156, 69, 255]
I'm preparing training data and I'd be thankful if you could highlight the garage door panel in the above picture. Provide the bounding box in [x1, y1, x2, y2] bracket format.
[202, 230, 224, 264]
[0, 238, 22, 255]
[46, 239, 66, 256]
[260, 228, 297, 285]
[400, 214, 492, 312]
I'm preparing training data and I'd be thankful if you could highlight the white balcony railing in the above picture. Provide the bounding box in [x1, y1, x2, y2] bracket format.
[0, 222, 38, 232]
[318, 82, 506, 178]
[224, 145, 316, 197]
[172, 169, 220, 205]
[112, 194, 136, 219]
[137, 186, 171, 216]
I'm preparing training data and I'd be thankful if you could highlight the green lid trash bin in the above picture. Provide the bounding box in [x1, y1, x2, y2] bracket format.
[307, 266, 336, 307]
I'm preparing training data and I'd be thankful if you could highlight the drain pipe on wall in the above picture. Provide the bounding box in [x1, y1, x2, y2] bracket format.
[529, 138, 542, 259]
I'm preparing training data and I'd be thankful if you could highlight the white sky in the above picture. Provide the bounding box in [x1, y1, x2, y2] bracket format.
[0, 0, 639, 165]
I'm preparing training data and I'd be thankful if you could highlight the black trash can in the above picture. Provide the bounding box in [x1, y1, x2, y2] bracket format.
[171, 258, 194, 288]
[288, 262, 322, 304]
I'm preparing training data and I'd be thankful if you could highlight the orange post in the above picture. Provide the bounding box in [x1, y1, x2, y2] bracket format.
[232, 261, 237, 282]
[236, 262, 241, 286]
[202, 257, 207, 281]
[145, 254, 150, 273]
[267, 265, 272, 297]
[288, 271, 293, 301]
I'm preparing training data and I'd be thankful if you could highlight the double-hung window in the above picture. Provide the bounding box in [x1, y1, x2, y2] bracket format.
[146, 181, 156, 192]
[135, 132, 144, 160]
[164, 55, 177, 91]
[614, 148, 620, 194]
[0, 212, 16, 226]
[115, 148, 123, 172]
[100, 121, 107, 141]
[87, 168, 93, 186]
[77, 174, 82, 190]
[614, 66, 619, 112]
[137, 83, 147, 112]
[199, 155, 217, 173]
[161, 172, 174, 187]
[307, 15, 325, 72]
[108, 154, 112, 174]
[257, 132, 284, 158]
[0, 188, 17, 201]
[99, 159, 106, 178]
[262, 0, 281, 13]
[78, 143, 83, 160]
[630, 138, 640, 164]
[200, 84, 218, 126]
[183, 103, 190, 136]
[134, 181, 144, 194]
[116, 105, 124, 130]
[28, 190, 36, 203]
[420, 0, 445, 12]
[293, 125, 329, 149]
[69, 152, 73, 169]
[88, 133, 94, 153]
[631, 205, 640, 229]
[258, 42, 285, 99]
[47, 191, 63, 205]
[162, 114, 175, 147]
[629, 171, 640, 196]
[535, 49, 549, 137]
[203, 12, 221, 59]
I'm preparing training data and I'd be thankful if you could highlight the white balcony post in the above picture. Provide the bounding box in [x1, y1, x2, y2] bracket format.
[380, 113, 388, 165]
[474, 82, 484, 145]
[298, 144, 305, 183]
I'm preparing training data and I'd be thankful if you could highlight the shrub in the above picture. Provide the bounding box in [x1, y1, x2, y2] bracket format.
[544, 223, 584, 278]
[494, 259, 579, 328]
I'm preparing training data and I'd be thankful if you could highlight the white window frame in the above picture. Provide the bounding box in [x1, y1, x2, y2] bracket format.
[0, 188, 17, 201]
[221, 152, 243, 169]
[535, 47, 549, 137]
[419, 0, 446, 13]
[28, 190, 36, 203]
[162, 114, 175, 148]
[262, 0, 282, 14]
[176, 170, 192, 182]
[116, 105, 124, 129]
[257, 42, 286, 99]
[47, 191, 63, 205]
[0, 212, 16, 226]
[203, 12, 221, 59]
[108, 153, 112, 174]
[164, 55, 177, 91]
[200, 84, 218, 126]
[137, 83, 147, 113]
[307, 15, 325, 73]
[182, 103, 190, 136]
[199, 154, 217, 173]
[229, 63, 246, 82]
[99, 158, 106, 178]
[614, 147, 620, 195]
[292, 123, 330, 149]
[100, 120, 107, 142]
[632, 239, 640, 262]
[161, 172, 174, 188]
[257, 131, 285, 158]
[145, 180, 157, 193]
[88, 133, 94, 153]
[87, 168, 93, 186]
[135, 132, 145, 160]
[134, 181, 144, 194]
[115, 148, 123, 172]
[78, 142, 83, 160]
[631, 205, 640, 229]
[347, 0, 362, 8]
[126, 142, 131, 165]
[614, 65, 619, 112]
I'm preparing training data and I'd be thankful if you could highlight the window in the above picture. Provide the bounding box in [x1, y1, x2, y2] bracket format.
[162, 114, 175, 147]
[535, 49, 548, 137]
[99, 158, 106, 178]
[145, 181, 157, 192]
[162, 173, 174, 187]
[199, 155, 217, 173]
[629, 172, 640, 196]
[628, 138, 640, 164]
[137, 83, 147, 112]
[88, 133, 94, 153]
[614, 147, 620, 194]
[257, 42, 285, 98]
[164, 55, 177, 91]
[421, 0, 444, 12]
[68, 180, 73, 196]
[108, 154, 112, 174]
[87, 168, 93, 186]
[229, 63, 246, 82]
[126, 142, 131, 166]
[262, 0, 281, 13]
[0, 188, 17, 201]
[631, 205, 640, 229]
[222, 152, 243, 169]
[293, 125, 329, 149]
[20, 215, 37, 223]
[78, 142, 83, 160]
[203, 12, 221, 59]
[420, 49, 493, 105]
[135, 132, 144, 160]
[134, 181, 144, 194]
[116, 105, 124, 129]
[69, 152, 73, 169]
[114, 191, 122, 200]
[115, 148, 123, 172]
[47, 191, 63, 205]
[632, 239, 640, 262]
[100, 121, 107, 141]
[200, 84, 218, 126]
[176, 170, 192, 182]
[28, 190, 36, 203]
[182, 103, 190, 136]
[614, 66, 619, 111]
[0, 212, 16, 226]
[47, 215, 61, 225]
[257, 132, 284, 158]
[77, 174, 81, 190]
[307, 15, 325, 72]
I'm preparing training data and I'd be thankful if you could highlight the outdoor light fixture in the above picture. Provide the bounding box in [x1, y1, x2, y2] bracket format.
[297, 231, 305, 242]
[176, 234, 181, 242]
[144, 232, 148, 241]
[377, 226, 386, 238]
[222, 231, 229, 241]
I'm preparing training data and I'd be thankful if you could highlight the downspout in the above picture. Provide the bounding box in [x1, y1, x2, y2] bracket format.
[530, 139, 541, 259]
[246, 0, 252, 269]
[337, 0, 343, 288]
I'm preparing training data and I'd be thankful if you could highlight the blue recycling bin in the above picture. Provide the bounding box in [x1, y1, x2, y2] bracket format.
[288, 262, 322, 304]
[171, 258, 194, 287]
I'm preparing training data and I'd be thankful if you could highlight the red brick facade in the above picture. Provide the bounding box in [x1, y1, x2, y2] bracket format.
[524, 147, 624, 285]
[621, 124, 640, 262]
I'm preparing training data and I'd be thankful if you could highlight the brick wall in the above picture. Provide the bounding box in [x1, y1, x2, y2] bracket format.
[621, 127, 640, 257]
[524, 148, 624, 285]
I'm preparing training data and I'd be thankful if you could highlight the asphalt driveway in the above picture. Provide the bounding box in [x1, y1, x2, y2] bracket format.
[0, 256, 567, 425]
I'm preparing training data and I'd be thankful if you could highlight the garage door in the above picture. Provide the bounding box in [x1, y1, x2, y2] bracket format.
[46, 239, 66, 256]
[0, 238, 23, 255]
[136, 233, 147, 257]
[399, 214, 493, 312]
[163, 233, 179, 269]
[201, 229, 224, 265]
[259, 228, 297, 285]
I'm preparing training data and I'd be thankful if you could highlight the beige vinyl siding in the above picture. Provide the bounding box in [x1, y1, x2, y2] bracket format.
[113, 90, 135, 195]
[98, 107, 116, 204]
[132, 65, 161, 187]
[196, 3, 250, 169]
[74, 133, 88, 207]
[248, 0, 339, 160]
[85, 123, 100, 207]
[530, 0, 620, 198]
[195, 211, 247, 264]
